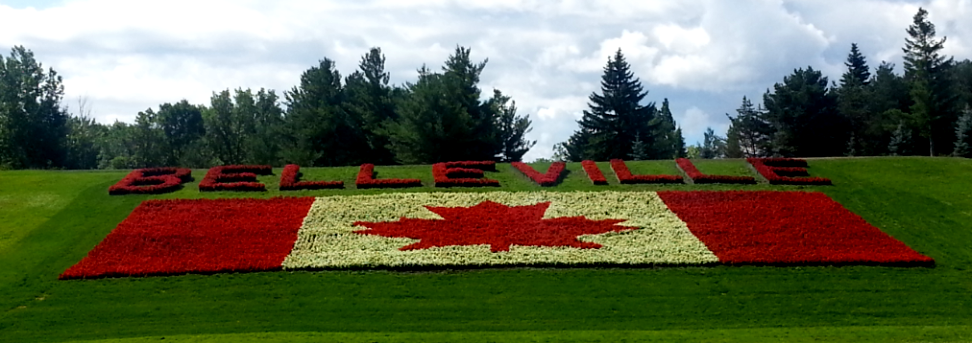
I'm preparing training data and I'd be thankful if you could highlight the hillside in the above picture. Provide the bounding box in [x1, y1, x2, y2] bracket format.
[1, 157, 971, 342]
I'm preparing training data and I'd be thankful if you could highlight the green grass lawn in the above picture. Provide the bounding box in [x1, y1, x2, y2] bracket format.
[1, 157, 971, 342]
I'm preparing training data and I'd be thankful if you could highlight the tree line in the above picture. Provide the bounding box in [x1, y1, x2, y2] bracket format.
[3, 7, 971, 171]
[0, 46, 534, 169]
[555, 7, 972, 161]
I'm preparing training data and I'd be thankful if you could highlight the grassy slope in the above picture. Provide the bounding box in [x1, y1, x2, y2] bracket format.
[1, 158, 971, 342]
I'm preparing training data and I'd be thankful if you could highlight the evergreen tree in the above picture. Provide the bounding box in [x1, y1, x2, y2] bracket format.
[954, 106, 972, 157]
[888, 121, 913, 156]
[344, 47, 397, 165]
[650, 98, 678, 158]
[489, 89, 535, 162]
[699, 127, 725, 159]
[628, 133, 648, 160]
[867, 62, 912, 155]
[282, 58, 364, 166]
[837, 43, 873, 156]
[673, 127, 687, 158]
[724, 124, 744, 158]
[902, 7, 959, 156]
[763, 66, 843, 157]
[725, 96, 772, 157]
[246, 88, 284, 165]
[561, 49, 658, 161]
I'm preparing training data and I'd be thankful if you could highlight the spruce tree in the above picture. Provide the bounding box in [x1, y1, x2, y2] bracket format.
[763, 67, 842, 157]
[903, 7, 958, 156]
[650, 98, 680, 159]
[889, 121, 912, 156]
[628, 133, 648, 160]
[489, 89, 535, 162]
[344, 47, 398, 165]
[953, 106, 972, 157]
[561, 49, 657, 161]
[837, 43, 873, 156]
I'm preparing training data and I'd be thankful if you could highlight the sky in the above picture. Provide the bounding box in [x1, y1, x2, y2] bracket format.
[1, 0, 971, 162]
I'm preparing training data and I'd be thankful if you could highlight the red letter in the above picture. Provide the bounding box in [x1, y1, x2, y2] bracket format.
[511, 161, 565, 186]
[609, 159, 682, 184]
[109, 167, 192, 195]
[675, 158, 755, 184]
[355, 164, 422, 189]
[433, 161, 500, 187]
[746, 158, 831, 185]
[199, 165, 272, 192]
[581, 160, 608, 185]
[279, 164, 343, 190]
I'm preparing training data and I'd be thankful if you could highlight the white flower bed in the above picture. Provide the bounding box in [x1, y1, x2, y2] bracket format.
[281, 191, 717, 269]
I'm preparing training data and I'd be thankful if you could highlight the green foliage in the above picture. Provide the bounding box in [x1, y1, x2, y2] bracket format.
[344, 47, 398, 165]
[902, 7, 961, 156]
[725, 96, 772, 157]
[763, 66, 843, 157]
[282, 58, 363, 166]
[699, 127, 725, 159]
[0, 46, 70, 168]
[562, 49, 664, 161]
[953, 106, 972, 157]
[490, 90, 535, 162]
[888, 120, 913, 156]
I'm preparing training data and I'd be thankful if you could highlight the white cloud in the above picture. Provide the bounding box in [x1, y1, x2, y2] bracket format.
[1, 0, 969, 163]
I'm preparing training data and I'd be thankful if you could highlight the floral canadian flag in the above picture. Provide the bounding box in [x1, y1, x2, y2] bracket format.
[61, 191, 933, 279]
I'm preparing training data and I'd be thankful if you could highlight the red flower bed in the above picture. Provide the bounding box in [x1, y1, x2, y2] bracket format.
[657, 191, 933, 266]
[59, 197, 316, 279]
[610, 159, 683, 184]
[109, 167, 193, 195]
[199, 165, 272, 192]
[747, 158, 831, 185]
[675, 158, 756, 184]
[433, 161, 500, 187]
[355, 164, 423, 189]
[511, 161, 566, 186]
[279, 164, 343, 190]
[581, 160, 608, 185]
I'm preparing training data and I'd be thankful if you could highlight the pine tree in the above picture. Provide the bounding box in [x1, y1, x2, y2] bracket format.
[953, 106, 972, 157]
[725, 96, 772, 157]
[561, 49, 657, 161]
[838, 43, 873, 156]
[628, 133, 648, 160]
[650, 98, 678, 159]
[724, 124, 744, 158]
[282, 58, 364, 166]
[902, 7, 959, 156]
[344, 47, 397, 165]
[763, 67, 842, 157]
[699, 127, 725, 159]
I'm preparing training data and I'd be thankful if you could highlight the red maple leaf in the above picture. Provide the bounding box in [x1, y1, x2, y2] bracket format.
[353, 200, 630, 252]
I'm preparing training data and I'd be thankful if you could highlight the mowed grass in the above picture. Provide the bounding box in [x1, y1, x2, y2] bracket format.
[1, 157, 971, 342]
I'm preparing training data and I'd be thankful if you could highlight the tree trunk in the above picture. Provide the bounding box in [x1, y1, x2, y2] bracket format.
[929, 136, 935, 156]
